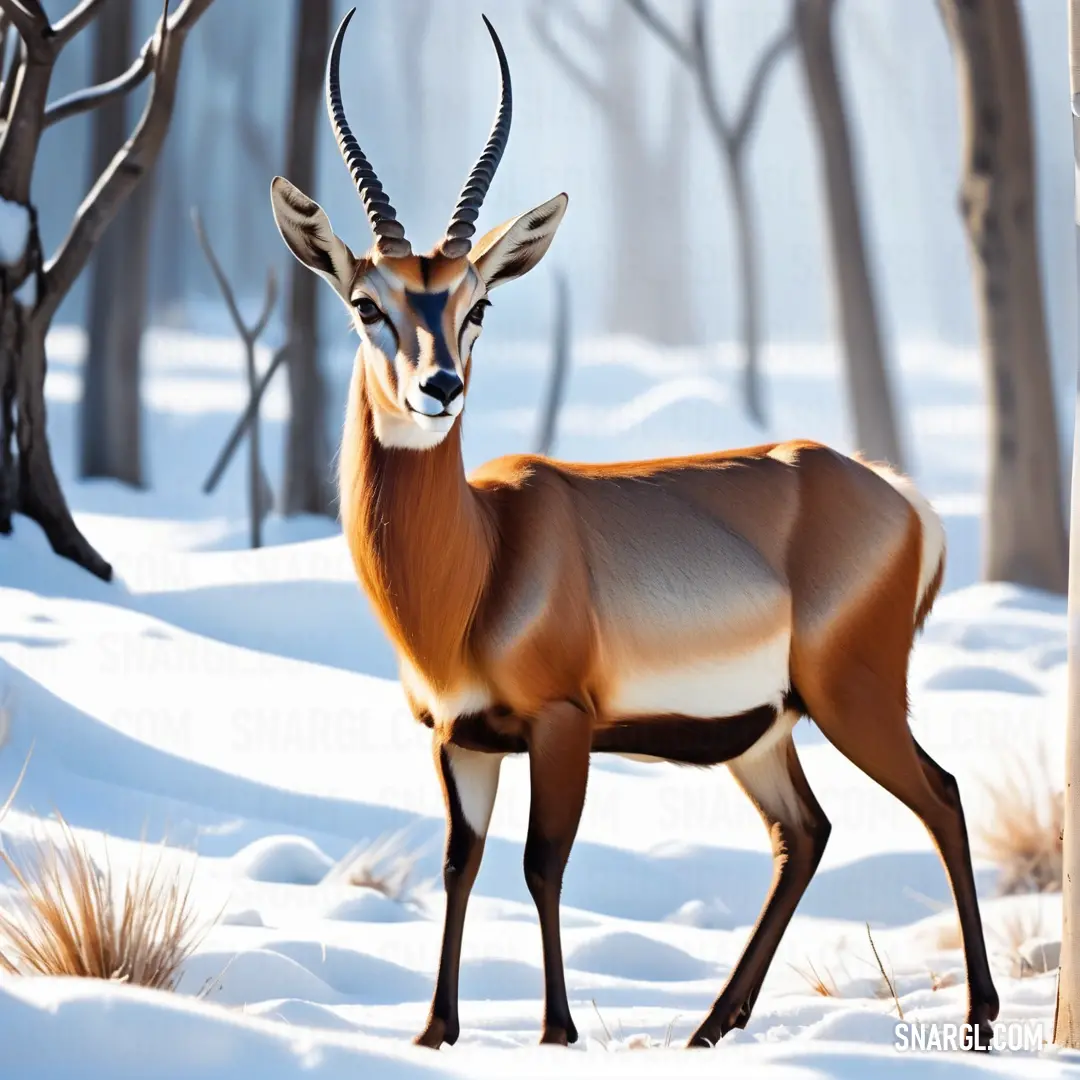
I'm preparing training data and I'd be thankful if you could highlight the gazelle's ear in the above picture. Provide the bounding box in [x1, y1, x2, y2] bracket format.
[270, 176, 355, 300]
[470, 193, 568, 290]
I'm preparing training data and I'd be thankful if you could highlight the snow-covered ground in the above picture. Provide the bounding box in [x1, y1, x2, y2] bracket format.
[0, 326, 1078, 1078]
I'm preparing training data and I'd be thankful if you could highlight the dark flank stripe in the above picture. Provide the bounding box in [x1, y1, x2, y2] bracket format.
[591, 705, 777, 765]
[438, 687, 809, 767]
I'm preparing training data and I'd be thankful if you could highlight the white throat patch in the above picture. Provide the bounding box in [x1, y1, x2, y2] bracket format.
[370, 401, 455, 450]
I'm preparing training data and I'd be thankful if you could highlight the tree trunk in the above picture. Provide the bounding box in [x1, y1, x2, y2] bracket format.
[1054, 0, 1080, 1049]
[535, 271, 570, 456]
[728, 157, 764, 427]
[149, 124, 187, 324]
[939, 0, 1067, 592]
[604, 7, 695, 345]
[394, 0, 433, 212]
[18, 310, 109, 577]
[0, 0, 215, 581]
[282, 0, 334, 517]
[796, 0, 904, 470]
[79, 0, 152, 487]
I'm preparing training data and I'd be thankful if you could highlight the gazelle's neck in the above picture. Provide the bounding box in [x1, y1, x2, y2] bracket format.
[339, 363, 493, 691]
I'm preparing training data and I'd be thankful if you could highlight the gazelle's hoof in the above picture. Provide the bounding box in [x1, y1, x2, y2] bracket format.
[413, 1016, 457, 1049]
[540, 1021, 578, 1046]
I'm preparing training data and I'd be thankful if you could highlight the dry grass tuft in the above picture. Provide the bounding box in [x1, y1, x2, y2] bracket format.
[866, 924, 903, 1019]
[979, 752, 1062, 895]
[789, 956, 840, 997]
[928, 968, 958, 992]
[0, 814, 201, 989]
[332, 828, 424, 902]
[992, 902, 1047, 979]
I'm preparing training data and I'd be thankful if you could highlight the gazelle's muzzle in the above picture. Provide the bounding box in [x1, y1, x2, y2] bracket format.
[405, 369, 464, 431]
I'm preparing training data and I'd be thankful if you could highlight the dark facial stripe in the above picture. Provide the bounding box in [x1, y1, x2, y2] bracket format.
[407, 289, 456, 372]
[407, 289, 449, 331]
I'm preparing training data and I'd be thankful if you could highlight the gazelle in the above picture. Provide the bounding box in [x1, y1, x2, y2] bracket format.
[271, 8, 998, 1050]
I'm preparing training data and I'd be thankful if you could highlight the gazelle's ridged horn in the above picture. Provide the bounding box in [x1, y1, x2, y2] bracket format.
[326, 8, 411, 257]
[440, 16, 512, 259]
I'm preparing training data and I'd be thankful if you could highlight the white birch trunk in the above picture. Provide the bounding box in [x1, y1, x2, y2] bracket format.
[1053, 0, 1080, 1048]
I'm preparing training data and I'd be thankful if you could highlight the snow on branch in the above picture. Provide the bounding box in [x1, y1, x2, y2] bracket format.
[52, 0, 112, 46]
[44, 45, 154, 129]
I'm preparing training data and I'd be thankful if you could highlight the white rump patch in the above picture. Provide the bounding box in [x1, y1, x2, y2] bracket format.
[867, 463, 946, 610]
[728, 711, 804, 825]
[446, 745, 503, 837]
[609, 631, 791, 719]
[399, 659, 490, 725]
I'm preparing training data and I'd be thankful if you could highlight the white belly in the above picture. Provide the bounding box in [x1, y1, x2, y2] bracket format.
[607, 631, 790, 719]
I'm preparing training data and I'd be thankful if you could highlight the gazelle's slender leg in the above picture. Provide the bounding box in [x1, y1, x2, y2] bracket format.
[689, 732, 830, 1047]
[912, 739, 999, 1036]
[524, 701, 591, 1045]
[415, 741, 502, 1048]
[813, 690, 998, 1047]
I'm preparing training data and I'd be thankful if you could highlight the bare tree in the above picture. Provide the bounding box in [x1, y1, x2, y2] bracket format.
[531, 0, 696, 345]
[191, 209, 276, 549]
[393, 0, 433, 209]
[939, 0, 1067, 592]
[1054, 0, 1080, 1049]
[148, 90, 188, 324]
[79, 0, 157, 487]
[199, 9, 273, 274]
[0, 0, 216, 580]
[794, 0, 904, 470]
[627, 0, 792, 425]
[535, 271, 570, 457]
[201, 344, 289, 500]
[282, 0, 333, 518]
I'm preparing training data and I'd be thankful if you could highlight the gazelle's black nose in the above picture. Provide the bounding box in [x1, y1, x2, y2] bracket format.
[420, 369, 463, 407]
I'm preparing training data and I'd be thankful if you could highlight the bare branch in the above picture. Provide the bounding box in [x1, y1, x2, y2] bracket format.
[558, 0, 605, 50]
[624, 0, 693, 66]
[0, 1, 45, 44]
[732, 20, 795, 150]
[0, 30, 22, 125]
[190, 207, 249, 344]
[688, 0, 733, 150]
[38, 0, 215, 322]
[202, 345, 289, 495]
[52, 0, 110, 45]
[530, 0, 612, 109]
[535, 270, 570, 456]
[44, 47, 154, 129]
[250, 268, 278, 343]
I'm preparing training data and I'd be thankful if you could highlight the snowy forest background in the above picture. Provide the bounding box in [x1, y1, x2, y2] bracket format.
[36, 0, 1078, 461]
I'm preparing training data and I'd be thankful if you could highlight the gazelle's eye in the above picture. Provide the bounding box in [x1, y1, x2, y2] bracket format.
[354, 297, 384, 326]
[466, 299, 490, 327]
